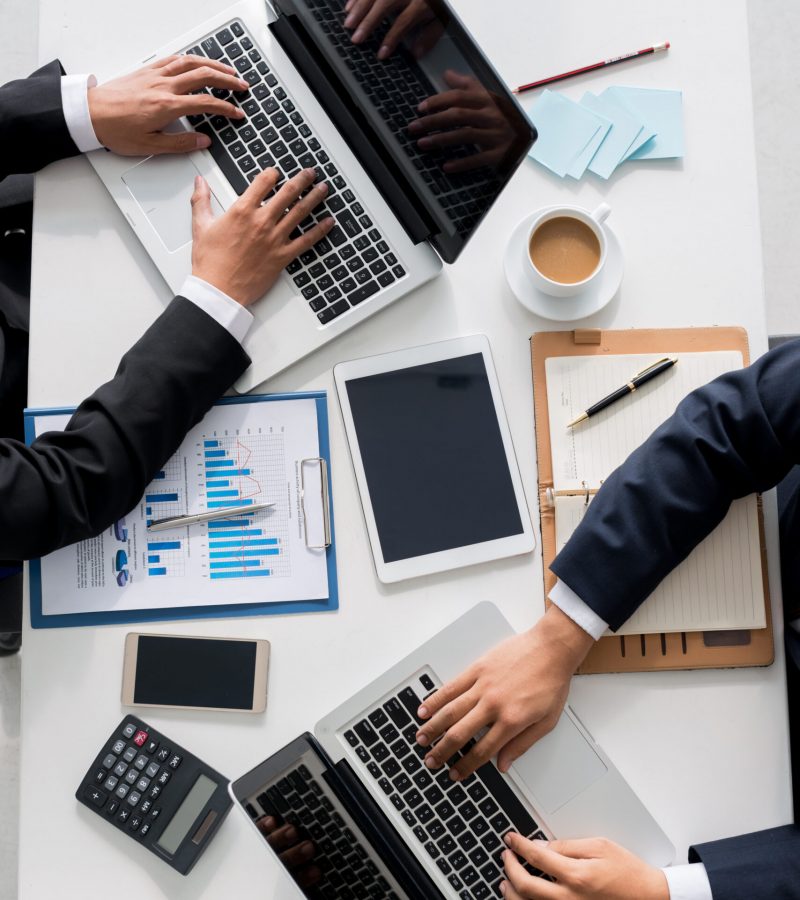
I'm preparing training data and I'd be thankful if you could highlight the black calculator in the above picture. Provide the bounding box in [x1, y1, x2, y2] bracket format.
[76, 716, 232, 875]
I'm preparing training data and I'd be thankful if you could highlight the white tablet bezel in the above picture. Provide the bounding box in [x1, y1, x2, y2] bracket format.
[334, 335, 535, 583]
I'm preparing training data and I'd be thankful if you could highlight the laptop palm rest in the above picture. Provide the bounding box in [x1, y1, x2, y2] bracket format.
[122, 155, 224, 252]
[512, 712, 608, 814]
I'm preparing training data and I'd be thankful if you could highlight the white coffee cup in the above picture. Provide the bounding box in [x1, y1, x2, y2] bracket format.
[526, 203, 611, 297]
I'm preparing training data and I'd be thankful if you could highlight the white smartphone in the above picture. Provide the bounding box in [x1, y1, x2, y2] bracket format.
[122, 633, 270, 714]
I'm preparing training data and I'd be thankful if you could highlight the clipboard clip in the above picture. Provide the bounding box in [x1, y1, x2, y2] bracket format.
[300, 457, 332, 549]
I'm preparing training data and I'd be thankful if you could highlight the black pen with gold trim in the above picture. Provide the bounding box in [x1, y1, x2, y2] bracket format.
[568, 357, 678, 427]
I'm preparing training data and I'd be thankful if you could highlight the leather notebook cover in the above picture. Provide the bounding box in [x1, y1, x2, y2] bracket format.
[531, 327, 774, 674]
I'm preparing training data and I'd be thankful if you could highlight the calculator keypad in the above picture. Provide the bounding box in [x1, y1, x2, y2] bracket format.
[80, 722, 182, 839]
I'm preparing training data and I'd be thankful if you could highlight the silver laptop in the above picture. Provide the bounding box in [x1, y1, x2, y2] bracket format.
[230, 603, 674, 898]
[88, 0, 536, 392]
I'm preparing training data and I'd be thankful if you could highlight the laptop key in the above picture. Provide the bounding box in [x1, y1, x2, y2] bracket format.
[201, 36, 223, 59]
[227, 42, 243, 59]
[324, 287, 343, 303]
[219, 127, 236, 144]
[239, 155, 256, 173]
[354, 720, 378, 747]
[378, 777, 392, 795]
[309, 297, 326, 312]
[205, 136, 248, 195]
[338, 210, 362, 238]
[216, 27, 233, 45]
[327, 225, 346, 247]
[231, 21, 244, 37]
[234, 57, 252, 74]
[354, 269, 372, 285]
[229, 141, 246, 159]
[348, 280, 380, 306]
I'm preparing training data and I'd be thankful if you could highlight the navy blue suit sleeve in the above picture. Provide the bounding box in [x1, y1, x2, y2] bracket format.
[551, 339, 800, 630]
[689, 825, 800, 899]
[0, 60, 80, 181]
[0, 297, 250, 560]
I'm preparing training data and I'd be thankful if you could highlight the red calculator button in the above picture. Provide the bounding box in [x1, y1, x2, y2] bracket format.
[133, 730, 149, 747]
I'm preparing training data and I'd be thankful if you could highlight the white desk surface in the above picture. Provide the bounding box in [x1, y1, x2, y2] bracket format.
[22, 0, 791, 896]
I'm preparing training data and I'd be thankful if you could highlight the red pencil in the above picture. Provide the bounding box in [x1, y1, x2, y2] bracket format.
[512, 41, 670, 95]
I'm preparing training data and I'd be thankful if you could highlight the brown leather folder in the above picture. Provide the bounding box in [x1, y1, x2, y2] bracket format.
[531, 327, 774, 674]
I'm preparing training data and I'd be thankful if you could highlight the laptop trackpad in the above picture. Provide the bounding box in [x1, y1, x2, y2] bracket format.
[512, 712, 607, 814]
[122, 156, 224, 252]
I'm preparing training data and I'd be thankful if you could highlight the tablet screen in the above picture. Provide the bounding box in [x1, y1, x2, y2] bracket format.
[345, 353, 524, 562]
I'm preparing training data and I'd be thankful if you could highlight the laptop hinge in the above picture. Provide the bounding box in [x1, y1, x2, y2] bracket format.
[269, 12, 435, 246]
[328, 757, 443, 899]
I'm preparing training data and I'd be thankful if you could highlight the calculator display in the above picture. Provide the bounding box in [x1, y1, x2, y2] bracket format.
[156, 774, 217, 855]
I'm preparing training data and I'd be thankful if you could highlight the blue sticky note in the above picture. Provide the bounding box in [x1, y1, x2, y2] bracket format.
[527, 90, 603, 178]
[566, 107, 612, 179]
[580, 92, 645, 179]
[603, 87, 684, 159]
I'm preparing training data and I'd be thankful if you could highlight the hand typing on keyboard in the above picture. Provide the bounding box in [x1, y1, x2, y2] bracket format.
[409, 70, 518, 175]
[190, 167, 334, 305]
[87, 55, 248, 156]
[414, 605, 594, 781]
[500, 833, 669, 900]
[344, 0, 442, 60]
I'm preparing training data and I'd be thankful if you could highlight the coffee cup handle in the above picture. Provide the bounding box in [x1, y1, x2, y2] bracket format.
[592, 203, 611, 226]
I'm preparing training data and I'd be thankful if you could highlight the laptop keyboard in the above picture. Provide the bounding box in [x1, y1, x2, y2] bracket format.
[184, 19, 407, 326]
[342, 671, 550, 899]
[247, 751, 403, 899]
[305, 0, 504, 237]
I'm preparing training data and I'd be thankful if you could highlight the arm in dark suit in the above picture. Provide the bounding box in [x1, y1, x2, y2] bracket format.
[0, 297, 249, 560]
[688, 825, 800, 900]
[0, 60, 81, 182]
[551, 338, 800, 630]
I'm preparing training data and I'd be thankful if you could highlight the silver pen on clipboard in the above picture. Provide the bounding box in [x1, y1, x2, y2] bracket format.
[146, 502, 275, 532]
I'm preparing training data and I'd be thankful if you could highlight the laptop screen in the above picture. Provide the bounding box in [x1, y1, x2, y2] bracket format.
[232, 735, 407, 897]
[280, 0, 536, 261]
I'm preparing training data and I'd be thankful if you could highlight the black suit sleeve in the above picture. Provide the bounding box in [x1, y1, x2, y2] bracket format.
[551, 339, 800, 629]
[688, 825, 800, 899]
[0, 297, 250, 560]
[0, 60, 80, 182]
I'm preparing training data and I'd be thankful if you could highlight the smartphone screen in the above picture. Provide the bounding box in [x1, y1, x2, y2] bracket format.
[132, 636, 261, 710]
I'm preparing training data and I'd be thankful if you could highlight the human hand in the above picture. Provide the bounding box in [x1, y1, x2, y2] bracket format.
[344, 0, 442, 60]
[415, 605, 594, 780]
[190, 167, 334, 306]
[87, 55, 248, 155]
[256, 815, 322, 889]
[409, 70, 517, 173]
[501, 833, 669, 900]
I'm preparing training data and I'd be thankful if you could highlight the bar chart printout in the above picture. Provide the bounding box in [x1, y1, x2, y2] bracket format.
[33, 396, 330, 617]
[202, 434, 289, 581]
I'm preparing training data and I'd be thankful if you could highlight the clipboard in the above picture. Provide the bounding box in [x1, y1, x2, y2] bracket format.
[531, 327, 774, 673]
[24, 391, 338, 629]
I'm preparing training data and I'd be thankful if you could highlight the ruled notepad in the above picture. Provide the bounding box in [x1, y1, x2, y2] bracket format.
[545, 352, 766, 635]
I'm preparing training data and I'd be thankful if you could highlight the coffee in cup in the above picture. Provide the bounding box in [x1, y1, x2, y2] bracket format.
[525, 204, 611, 297]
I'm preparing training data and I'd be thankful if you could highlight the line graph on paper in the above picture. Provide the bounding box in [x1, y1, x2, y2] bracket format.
[200, 433, 290, 581]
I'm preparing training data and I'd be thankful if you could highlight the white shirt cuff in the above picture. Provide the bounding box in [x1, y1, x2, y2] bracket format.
[179, 275, 254, 344]
[548, 580, 609, 641]
[60, 74, 103, 153]
[662, 863, 713, 900]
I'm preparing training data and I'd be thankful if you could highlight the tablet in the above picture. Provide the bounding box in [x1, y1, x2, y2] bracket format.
[334, 336, 535, 583]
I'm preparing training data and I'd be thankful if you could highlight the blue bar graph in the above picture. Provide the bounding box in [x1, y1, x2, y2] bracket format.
[209, 539, 277, 549]
[200, 435, 282, 580]
[146, 507, 152, 516]
[211, 569, 271, 579]
[148, 541, 180, 551]
[148, 555, 160, 564]
[149, 567, 167, 576]
[153, 471, 166, 480]
[210, 548, 280, 559]
[145, 493, 178, 503]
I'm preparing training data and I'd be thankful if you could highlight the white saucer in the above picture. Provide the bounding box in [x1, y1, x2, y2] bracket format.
[504, 210, 624, 322]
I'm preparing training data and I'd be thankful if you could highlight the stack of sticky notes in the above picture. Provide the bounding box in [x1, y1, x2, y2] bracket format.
[527, 87, 684, 180]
